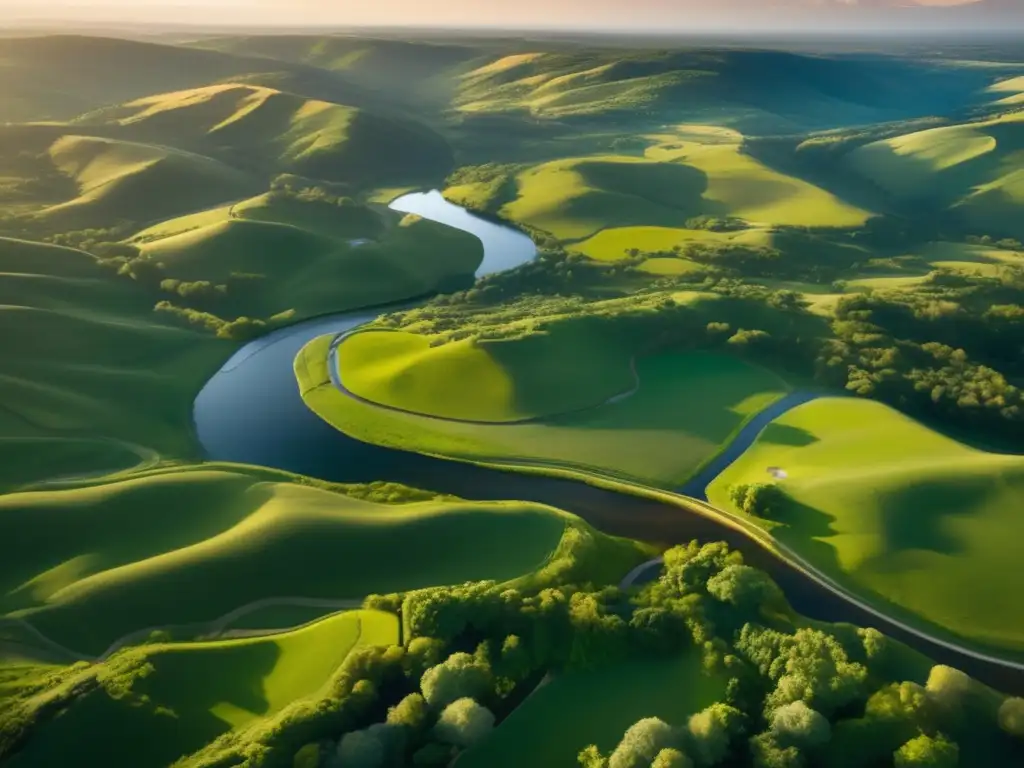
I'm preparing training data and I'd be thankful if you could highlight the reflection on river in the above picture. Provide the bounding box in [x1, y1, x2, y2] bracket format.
[193, 190, 1024, 694]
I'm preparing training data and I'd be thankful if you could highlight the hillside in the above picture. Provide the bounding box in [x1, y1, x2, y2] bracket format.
[5, 609, 399, 768]
[0, 465, 597, 655]
[454, 49, 1009, 132]
[845, 111, 1024, 238]
[0, 237, 227, 480]
[37, 135, 258, 229]
[76, 83, 455, 186]
[708, 398, 1024, 654]
[129, 190, 482, 320]
[192, 35, 484, 106]
[0, 34, 287, 123]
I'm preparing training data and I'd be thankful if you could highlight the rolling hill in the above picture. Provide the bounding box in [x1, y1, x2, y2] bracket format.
[0, 465, 588, 655]
[454, 49, 1010, 132]
[37, 134, 258, 229]
[707, 397, 1024, 655]
[844, 111, 1024, 238]
[4, 609, 399, 768]
[76, 83, 455, 186]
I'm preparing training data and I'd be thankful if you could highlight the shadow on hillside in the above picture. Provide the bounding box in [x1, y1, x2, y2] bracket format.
[759, 422, 818, 448]
[875, 475, 991, 556]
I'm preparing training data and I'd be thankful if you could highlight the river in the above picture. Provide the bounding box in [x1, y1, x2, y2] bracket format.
[193, 190, 1024, 694]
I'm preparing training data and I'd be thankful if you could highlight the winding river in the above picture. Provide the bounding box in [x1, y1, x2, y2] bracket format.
[193, 190, 1024, 694]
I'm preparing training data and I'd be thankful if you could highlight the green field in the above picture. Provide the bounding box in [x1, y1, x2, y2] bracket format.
[490, 130, 871, 242]
[6, 609, 398, 768]
[0, 237, 230, 467]
[302, 330, 790, 487]
[0, 466, 575, 655]
[459, 650, 727, 768]
[132, 198, 482, 319]
[37, 134, 258, 229]
[337, 322, 636, 422]
[708, 397, 1024, 654]
[845, 111, 1024, 238]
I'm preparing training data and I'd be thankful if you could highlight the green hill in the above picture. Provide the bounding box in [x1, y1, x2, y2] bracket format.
[337, 321, 636, 422]
[0, 34, 286, 123]
[454, 49, 1006, 131]
[36, 134, 258, 229]
[79, 83, 454, 186]
[844, 111, 1024, 238]
[192, 35, 482, 105]
[477, 128, 871, 241]
[0, 236, 228, 483]
[1, 466, 577, 655]
[707, 397, 1024, 655]
[130, 194, 481, 320]
[5, 609, 399, 768]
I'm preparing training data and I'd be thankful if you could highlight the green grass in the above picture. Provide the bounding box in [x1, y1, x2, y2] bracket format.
[6, 610, 398, 768]
[337, 322, 635, 422]
[845, 111, 1024, 238]
[37, 134, 258, 228]
[302, 329, 790, 487]
[1, 466, 572, 655]
[133, 206, 482, 319]
[497, 132, 871, 242]
[0, 237, 230, 468]
[87, 83, 453, 186]
[459, 650, 727, 768]
[707, 397, 1024, 654]
[572, 225, 730, 261]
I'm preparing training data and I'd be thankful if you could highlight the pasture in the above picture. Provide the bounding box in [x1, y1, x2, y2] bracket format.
[6, 610, 398, 768]
[0, 466, 572, 655]
[337, 322, 636, 422]
[303, 330, 790, 487]
[459, 650, 726, 768]
[708, 397, 1024, 654]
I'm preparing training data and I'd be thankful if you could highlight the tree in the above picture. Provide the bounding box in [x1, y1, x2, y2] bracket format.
[405, 637, 444, 678]
[893, 733, 959, 767]
[749, 733, 804, 768]
[609, 718, 680, 768]
[925, 665, 974, 714]
[578, 744, 608, 768]
[420, 652, 493, 709]
[652, 747, 694, 768]
[707, 564, 784, 614]
[433, 698, 495, 748]
[387, 693, 429, 731]
[999, 697, 1024, 738]
[336, 729, 384, 768]
[769, 701, 830, 749]
[687, 703, 744, 767]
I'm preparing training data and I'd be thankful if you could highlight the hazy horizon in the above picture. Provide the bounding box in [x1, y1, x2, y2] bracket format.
[3, 0, 1024, 33]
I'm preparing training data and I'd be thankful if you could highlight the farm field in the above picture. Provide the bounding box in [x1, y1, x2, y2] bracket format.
[5, 609, 399, 768]
[458, 650, 727, 768]
[305, 330, 791, 486]
[708, 398, 1024, 654]
[0, 465, 578, 655]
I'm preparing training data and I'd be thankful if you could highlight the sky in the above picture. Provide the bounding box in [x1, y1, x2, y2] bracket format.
[2, 0, 1022, 32]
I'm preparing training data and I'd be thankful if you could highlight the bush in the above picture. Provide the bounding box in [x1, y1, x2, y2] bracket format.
[433, 698, 495, 748]
[893, 733, 959, 767]
[769, 701, 830, 749]
[609, 718, 680, 768]
[420, 652, 493, 709]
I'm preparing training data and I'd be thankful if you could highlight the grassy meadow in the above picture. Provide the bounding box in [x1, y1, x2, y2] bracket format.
[459, 650, 727, 768]
[0, 465, 576, 655]
[304, 329, 790, 487]
[5, 609, 399, 768]
[708, 398, 1024, 655]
